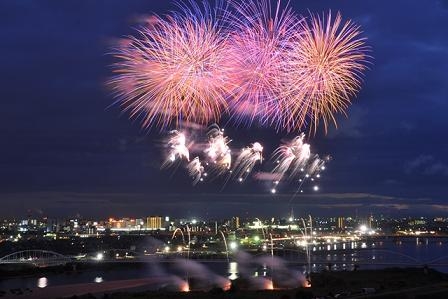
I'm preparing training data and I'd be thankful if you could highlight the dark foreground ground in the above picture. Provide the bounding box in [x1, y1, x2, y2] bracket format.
[1, 267, 448, 299]
[67, 267, 448, 299]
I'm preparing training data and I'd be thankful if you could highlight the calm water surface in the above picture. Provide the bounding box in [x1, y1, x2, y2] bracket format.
[1, 237, 447, 291]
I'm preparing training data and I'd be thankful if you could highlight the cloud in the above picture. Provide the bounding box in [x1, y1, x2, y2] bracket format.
[316, 203, 364, 209]
[410, 40, 448, 54]
[0, 191, 442, 218]
[404, 155, 433, 173]
[327, 107, 367, 139]
[404, 155, 448, 176]
[370, 203, 410, 210]
[383, 179, 401, 185]
[430, 204, 448, 212]
[423, 163, 448, 176]
[253, 172, 283, 181]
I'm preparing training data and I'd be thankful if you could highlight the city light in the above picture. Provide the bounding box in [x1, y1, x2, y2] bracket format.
[229, 241, 238, 251]
[359, 225, 368, 233]
[96, 253, 104, 260]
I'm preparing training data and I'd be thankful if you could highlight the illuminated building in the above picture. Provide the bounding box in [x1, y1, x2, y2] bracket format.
[337, 217, 345, 230]
[147, 216, 162, 230]
[231, 217, 240, 230]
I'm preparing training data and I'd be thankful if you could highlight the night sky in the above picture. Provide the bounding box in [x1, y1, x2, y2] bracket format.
[1, 0, 447, 219]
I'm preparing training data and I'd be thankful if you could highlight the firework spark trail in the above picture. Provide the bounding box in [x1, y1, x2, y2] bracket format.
[280, 11, 369, 133]
[295, 155, 329, 192]
[187, 157, 206, 185]
[287, 155, 329, 203]
[231, 142, 264, 182]
[224, 0, 302, 126]
[307, 155, 328, 176]
[204, 124, 232, 172]
[270, 134, 329, 194]
[158, 128, 330, 191]
[272, 133, 310, 181]
[162, 130, 190, 169]
[109, 1, 232, 129]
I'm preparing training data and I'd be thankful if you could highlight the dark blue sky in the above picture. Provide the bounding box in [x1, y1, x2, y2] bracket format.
[0, 0, 447, 219]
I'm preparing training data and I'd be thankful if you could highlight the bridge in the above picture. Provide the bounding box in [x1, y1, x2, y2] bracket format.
[2, 248, 448, 270]
[0, 250, 72, 268]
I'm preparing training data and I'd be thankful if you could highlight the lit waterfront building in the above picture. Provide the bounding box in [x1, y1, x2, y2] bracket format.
[147, 216, 163, 230]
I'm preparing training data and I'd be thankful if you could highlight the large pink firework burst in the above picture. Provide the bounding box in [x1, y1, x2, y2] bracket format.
[109, 1, 232, 129]
[224, 0, 302, 126]
[280, 11, 369, 133]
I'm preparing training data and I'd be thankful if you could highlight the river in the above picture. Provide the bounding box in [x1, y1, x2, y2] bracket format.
[1, 237, 447, 291]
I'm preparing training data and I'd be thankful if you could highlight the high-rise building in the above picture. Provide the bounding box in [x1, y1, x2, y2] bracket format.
[231, 217, 240, 230]
[337, 217, 345, 230]
[147, 216, 162, 230]
[368, 214, 374, 229]
[109, 218, 138, 231]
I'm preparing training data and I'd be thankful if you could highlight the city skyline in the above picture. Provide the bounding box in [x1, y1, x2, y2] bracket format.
[1, 0, 448, 218]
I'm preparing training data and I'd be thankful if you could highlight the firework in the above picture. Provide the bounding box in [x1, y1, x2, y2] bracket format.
[187, 157, 206, 185]
[225, 0, 301, 125]
[162, 130, 190, 168]
[270, 134, 330, 193]
[280, 12, 368, 133]
[232, 142, 263, 182]
[109, 0, 369, 192]
[272, 133, 310, 181]
[204, 124, 232, 171]
[109, 1, 232, 129]
[110, 0, 369, 134]
[292, 154, 330, 194]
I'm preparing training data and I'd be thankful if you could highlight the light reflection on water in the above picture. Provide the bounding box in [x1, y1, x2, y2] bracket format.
[1, 237, 447, 291]
[94, 276, 104, 283]
[37, 277, 47, 288]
